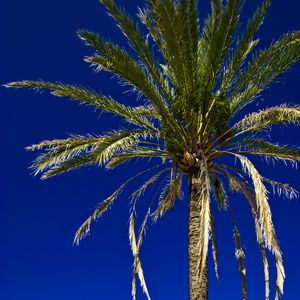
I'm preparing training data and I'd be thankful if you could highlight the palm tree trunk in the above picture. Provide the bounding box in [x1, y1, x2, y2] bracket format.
[188, 173, 209, 300]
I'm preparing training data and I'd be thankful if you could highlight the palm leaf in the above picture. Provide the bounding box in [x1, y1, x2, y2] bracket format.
[210, 214, 220, 280]
[74, 163, 166, 245]
[29, 130, 150, 178]
[232, 220, 247, 300]
[129, 212, 151, 300]
[232, 105, 300, 134]
[153, 172, 183, 220]
[5, 80, 157, 130]
[96, 1, 171, 100]
[237, 138, 300, 164]
[230, 31, 300, 111]
[220, 0, 272, 95]
[231, 154, 285, 296]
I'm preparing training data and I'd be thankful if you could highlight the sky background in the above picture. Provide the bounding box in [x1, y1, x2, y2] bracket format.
[1, 1, 300, 299]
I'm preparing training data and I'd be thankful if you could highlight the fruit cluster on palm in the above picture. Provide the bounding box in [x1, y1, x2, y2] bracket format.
[5, 0, 300, 299]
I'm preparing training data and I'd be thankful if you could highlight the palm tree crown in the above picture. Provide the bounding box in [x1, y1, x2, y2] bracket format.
[5, 0, 300, 299]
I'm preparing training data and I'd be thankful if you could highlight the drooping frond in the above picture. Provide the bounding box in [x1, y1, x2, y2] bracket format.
[212, 174, 228, 210]
[232, 154, 272, 249]
[229, 154, 285, 297]
[232, 219, 247, 300]
[153, 172, 183, 220]
[263, 177, 298, 199]
[131, 168, 171, 201]
[210, 214, 220, 280]
[74, 163, 166, 244]
[227, 171, 269, 300]
[255, 215, 270, 300]
[129, 212, 151, 300]
[5, 81, 157, 130]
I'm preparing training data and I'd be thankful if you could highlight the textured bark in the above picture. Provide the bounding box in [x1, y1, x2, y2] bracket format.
[188, 174, 209, 300]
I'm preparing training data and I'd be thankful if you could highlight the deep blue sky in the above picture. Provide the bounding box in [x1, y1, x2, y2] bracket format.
[1, 1, 300, 299]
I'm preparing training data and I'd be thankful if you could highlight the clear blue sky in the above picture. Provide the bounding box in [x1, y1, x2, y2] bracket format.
[1, 1, 300, 299]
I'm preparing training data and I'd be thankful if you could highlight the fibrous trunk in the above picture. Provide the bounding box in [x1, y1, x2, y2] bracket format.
[188, 173, 209, 300]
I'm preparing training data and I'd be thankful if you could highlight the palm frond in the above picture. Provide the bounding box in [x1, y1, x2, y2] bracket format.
[231, 154, 285, 296]
[74, 163, 166, 245]
[227, 171, 269, 300]
[146, 0, 198, 101]
[131, 168, 171, 201]
[95, 1, 171, 100]
[212, 174, 228, 210]
[254, 215, 270, 300]
[234, 105, 300, 133]
[210, 214, 220, 280]
[230, 31, 300, 111]
[237, 138, 300, 164]
[129, 211, 151, 300]
[199, 0, 241, 94]
[232, 220, 247, 300]
[233, 154, 273, 249]
[29, 130, 150, 178]
[220, 0, 271, 94]
[5, 80, 157, 130]
[83, 39, 166, 112]
[263, 177, 298, 199]
[152, 172, 183, 220]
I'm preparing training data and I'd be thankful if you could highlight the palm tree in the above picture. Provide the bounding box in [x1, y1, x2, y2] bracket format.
[5, 0, 300, 299]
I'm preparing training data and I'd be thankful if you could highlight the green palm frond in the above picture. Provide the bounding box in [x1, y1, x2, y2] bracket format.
[146, 0, 192, 93]
[199, 0, 241, 95]
[233, 105, 300, 133]
[220, 0, 271, 95]
[5, 80, 158, 130]
[237, 138, 300, 164]
[96, 1, 171, 100]
[29, 130, 150, 178]
[230, 31, 300, 111]
[82, 39, 168, 114]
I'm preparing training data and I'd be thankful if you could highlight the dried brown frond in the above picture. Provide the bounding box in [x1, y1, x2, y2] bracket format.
[152, 173, 183, 220]
[263, 177, 298, 199]
[129, 212, 151, 300]
[254, 216, 270, 300]
[233, 223, 247, 300]
[210, 214, 219, 280]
